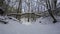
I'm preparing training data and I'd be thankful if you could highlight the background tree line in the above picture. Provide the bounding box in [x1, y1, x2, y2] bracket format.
[0, 0, 60, 23]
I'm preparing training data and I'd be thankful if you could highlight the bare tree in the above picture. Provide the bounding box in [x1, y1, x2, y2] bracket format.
[54, 0, 57, 9]
[46, 0, 57, 23]
[16, 0, 22, 20]
[24, 0, 30, 22]
[4, 0, 10, 15]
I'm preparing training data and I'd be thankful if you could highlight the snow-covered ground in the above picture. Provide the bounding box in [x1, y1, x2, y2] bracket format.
[0, 16, 60, 34]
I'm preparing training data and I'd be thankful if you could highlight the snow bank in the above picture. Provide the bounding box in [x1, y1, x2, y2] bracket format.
[0, 16, 60, 34]
[20, 18, 32, 25]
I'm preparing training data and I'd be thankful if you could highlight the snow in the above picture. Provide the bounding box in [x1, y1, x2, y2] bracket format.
[0, 16, 60, 34]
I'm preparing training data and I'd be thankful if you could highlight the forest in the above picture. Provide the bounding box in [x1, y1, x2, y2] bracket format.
[0, 0, 60, 34]
[0, 0, 60, 23]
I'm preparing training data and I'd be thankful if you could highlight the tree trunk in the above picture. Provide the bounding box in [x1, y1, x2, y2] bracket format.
[4, 0, 10, 16]
[54, 0, 57, 9]
[48, 9, 57, 23]
[46, 0, 57, 23]
[16, 0, 22, 20]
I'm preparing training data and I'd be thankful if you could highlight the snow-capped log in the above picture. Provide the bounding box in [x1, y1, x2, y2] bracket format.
[0, 16, 8, 24]
[0, 19, 8, 24]
[7, 16, 19, 22]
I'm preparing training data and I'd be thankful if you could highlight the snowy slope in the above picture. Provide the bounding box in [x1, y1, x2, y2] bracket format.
[0, 16, 60, 34]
